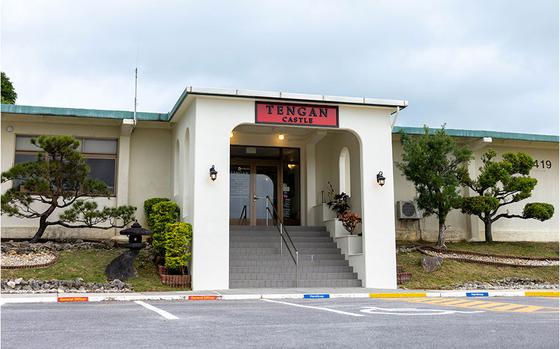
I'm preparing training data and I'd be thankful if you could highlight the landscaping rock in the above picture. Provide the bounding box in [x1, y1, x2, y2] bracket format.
[455, 277, 559, 290]
[1, 251, 57, 268]
[0, 278, 133, 294]
[0, 240, 116, 254]
[105, 250, 140, 281]
[420, 247, 559, 267]
[421, 255, 443, 272]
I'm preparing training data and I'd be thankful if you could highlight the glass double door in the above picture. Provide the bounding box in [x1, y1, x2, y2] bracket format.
[230, 161, 280, 226]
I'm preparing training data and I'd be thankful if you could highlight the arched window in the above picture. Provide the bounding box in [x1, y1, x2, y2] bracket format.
[339, 147, 351, 196]
[173, 140, 180, 196]
[183, 128, 190, 216]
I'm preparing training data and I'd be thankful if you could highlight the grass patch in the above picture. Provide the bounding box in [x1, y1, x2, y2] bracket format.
[443, 241, 559, 259]
[1, 249, 186, 292]
[398, 241, 559, 289]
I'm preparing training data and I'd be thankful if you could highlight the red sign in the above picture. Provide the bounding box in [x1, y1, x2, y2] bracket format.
[255, 102, 338, 128]
[188, 295, 221, 301]
[57, 296, 89, 302]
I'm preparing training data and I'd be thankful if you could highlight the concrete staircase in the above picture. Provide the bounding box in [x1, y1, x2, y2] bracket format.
[229, 226, 362, 288]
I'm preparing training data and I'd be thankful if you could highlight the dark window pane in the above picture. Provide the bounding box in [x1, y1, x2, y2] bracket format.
[86, 158, 116, 192]
[15, 153, 38, 164]
[13, 154, 40, 190]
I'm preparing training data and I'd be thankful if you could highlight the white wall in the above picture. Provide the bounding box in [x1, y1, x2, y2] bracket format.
[128, 127, 173, 226]
[172, 96, 399, 290]
[0, 116, 172, 240]
[392, 137, 559, 242]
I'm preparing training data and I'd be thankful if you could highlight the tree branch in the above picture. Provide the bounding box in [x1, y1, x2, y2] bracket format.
[492, 213, 524, 222]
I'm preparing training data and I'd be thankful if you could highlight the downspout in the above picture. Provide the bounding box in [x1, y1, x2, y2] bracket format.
[391, 106, 400, 130]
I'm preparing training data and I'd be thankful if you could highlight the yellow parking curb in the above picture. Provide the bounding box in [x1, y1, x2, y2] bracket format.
[369, 293, 427, 298]
[525, 291, 559, 297]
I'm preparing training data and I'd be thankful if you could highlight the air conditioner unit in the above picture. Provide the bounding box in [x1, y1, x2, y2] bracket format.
[397, 201, 422, 220]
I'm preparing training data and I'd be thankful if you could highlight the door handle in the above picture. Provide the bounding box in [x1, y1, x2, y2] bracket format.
[253, 195, 259, 202]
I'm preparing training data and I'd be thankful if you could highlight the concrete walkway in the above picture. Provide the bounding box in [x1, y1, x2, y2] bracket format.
[1, 287, 558, 304]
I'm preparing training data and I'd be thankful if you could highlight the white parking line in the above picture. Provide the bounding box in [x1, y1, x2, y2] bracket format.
[261, 299, 365, 317]
[134, 301, 179, 320]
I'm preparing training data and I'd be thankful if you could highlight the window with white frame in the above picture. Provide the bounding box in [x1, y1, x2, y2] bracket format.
[14, 136, 118, 194]
[339, 147, 351, 196]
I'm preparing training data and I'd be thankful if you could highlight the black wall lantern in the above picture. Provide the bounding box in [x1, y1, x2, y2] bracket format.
[209, 165, 218, 181]
[376, 171, 386, 186]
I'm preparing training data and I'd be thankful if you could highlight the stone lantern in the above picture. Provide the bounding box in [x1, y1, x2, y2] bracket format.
[106, 222, 151, 281]
[120, 222, 151, 250]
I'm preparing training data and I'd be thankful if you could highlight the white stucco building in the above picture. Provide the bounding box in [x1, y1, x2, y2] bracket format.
[1, 87, 558, 291]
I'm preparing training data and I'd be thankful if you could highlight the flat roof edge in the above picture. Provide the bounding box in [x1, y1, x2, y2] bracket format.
[394, 126, 559, 143]
[0, 104, 169, 121]
[184, 86, 409, 108]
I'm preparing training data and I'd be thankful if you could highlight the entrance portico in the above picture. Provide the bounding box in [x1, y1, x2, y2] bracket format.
[169, 87, 407, 291]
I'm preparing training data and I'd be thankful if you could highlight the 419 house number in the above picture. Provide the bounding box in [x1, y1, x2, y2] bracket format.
[533, 159, 552, 169]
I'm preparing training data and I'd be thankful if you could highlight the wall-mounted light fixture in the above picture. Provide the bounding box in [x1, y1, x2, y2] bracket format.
[287, 163, 297, 170]
[6, 126, 14, 133]
[209, 165, 218, 181]
[278, 134, 285, 141]
[376, 171, 386, 186]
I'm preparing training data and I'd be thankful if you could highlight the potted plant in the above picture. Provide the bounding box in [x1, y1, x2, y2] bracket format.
[339, 211, 362, 235]
[157, 222, 192, 288]
[326, 182, 350, 217]
[326, 182, 362, 235]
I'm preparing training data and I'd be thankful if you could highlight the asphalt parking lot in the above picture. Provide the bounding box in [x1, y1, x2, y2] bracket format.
[2, 297, 558, 348]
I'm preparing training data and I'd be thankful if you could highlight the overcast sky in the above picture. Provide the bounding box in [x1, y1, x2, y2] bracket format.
[1, 1, 558, 134]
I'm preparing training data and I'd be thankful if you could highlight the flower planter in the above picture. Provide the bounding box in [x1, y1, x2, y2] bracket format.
[157, 265, 191, 288]
[397, 272, 412, 284]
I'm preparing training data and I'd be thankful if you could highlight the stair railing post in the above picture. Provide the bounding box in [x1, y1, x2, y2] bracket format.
[295, 251, 299, 287]
[279, 222, 283, 255]
[265, 197, 269, 227]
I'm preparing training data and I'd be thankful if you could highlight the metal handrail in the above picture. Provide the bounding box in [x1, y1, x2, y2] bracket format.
[264, 195, 299, 287]
[238, 205, 247, 225]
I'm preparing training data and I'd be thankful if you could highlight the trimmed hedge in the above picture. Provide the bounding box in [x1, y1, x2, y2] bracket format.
[164, 222, 192, 274]
[150, 201, 180, 255]
[144, 198, 174, 228]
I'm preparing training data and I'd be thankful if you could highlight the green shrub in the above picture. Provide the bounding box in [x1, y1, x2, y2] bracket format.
[523, 203, 555, 221]
[150, 201, 180, 255]
[144, 198, 171, 228]
[164, 222, 192, 274]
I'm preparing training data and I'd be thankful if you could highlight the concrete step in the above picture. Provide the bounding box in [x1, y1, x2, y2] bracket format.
[230, 231, 331, 238]
[229, 272, 358, 281]
[229, 226, 327, 232]
[230, 255, 346, 262]
[230, 236, 334, 243]
[230, 265, 354, 273]
[229, 279, 363, 288]
[230, 241, 337, 248]
[230, 247, 342, 255]
[229, 258, 350, 267]
[229, 225, 361, 288]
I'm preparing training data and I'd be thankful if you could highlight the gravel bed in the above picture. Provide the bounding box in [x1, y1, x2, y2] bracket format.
[1, 240, 117, 254]
[420, 248, 559, 267]
[1, 278, 132, 294]
[1, 251, 58, 268]
[455, 277, 559, 290]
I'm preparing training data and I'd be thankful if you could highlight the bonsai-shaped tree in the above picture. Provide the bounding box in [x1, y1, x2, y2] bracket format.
[460, 149, 554, 242]
[398, 126, 472, 248]
[1, 135, 136, 242]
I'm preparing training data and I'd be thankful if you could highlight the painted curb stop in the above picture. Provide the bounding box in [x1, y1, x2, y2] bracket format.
[1, 289, 558, 305]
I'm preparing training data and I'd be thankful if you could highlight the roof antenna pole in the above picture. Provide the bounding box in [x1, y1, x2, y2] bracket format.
[133, 67, 138, 125]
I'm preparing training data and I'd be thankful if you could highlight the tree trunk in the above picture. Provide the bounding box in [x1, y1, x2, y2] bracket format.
[436, 219, 446, 248]
[484, 219, 493, 243]
[30, 203, 57, 243]
[30, 218, 48, 243]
